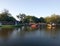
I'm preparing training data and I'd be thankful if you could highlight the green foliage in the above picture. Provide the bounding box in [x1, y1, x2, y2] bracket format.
[45, 14, 60, 23]
[23, 16, 39, 23]
[45, 16, 51, 23]
[17, 14, 26, 21]
[17, 15, 46, 23]
[17, 14, 26, 23]
[39, 17, 46, 23]
[0, 9, 60, 24]
[0, 9, 15, 22]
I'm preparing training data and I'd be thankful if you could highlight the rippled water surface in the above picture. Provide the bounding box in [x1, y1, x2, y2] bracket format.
[0, 26, 60, 46]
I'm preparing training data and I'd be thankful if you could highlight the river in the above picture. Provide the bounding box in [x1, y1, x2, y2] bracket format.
[0, 26, 60, 46]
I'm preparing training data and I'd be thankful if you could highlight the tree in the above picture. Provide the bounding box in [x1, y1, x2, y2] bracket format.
[31, 16, 39, 23]
[50, 14, 60, 23]
[17, 14, 26, 23]
[23, 16, 40, 23]
[23, 16, 32, 23]
[45, 16, 51, 23]
[45, 14, 60, 24]
[0, 9, 15, 22]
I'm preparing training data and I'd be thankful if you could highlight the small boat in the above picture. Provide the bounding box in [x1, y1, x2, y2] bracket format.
[30, 24, 39, 28]
[47, 23, 56, 29]
[52, 23, 56, 27]
[47, 23, 56, 27]
[31, 24, 36, 28]
[47, 24, 52, 27]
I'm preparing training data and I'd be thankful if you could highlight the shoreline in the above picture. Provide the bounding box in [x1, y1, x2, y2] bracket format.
[0, 25, 22, 28]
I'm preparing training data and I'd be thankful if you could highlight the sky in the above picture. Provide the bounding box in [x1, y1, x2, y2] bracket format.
[0, 0, 60, 20]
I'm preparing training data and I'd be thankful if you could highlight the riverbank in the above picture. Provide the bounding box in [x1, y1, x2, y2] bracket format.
[0, 25, 23, 28]
[0, 23, 60, 28]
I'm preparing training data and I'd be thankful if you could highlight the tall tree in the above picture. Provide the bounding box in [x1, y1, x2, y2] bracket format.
[39, 17, 45, 23]
[0, 9, 15, 21]
[17, 14, 26, 23]
[45, 14, 60, 24]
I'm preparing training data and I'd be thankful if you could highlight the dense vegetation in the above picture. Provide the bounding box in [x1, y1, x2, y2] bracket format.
[17, 13, 60, 24]
[0, 9, 16, 22]
[0, 9, 60, 24]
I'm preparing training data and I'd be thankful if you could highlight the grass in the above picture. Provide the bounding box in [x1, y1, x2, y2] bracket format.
[0, 25, 22, 28]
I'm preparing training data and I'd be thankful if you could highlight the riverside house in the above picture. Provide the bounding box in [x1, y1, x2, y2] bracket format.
[0, 17, 19, 25]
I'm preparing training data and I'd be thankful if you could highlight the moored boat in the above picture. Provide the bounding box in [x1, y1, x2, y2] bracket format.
[47, 23, 56, 29]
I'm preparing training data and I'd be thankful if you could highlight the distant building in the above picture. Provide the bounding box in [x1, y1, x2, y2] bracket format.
[0, 17, 20, 25]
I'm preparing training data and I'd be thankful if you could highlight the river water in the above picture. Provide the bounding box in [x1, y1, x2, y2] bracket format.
[0, 26, 60, 46]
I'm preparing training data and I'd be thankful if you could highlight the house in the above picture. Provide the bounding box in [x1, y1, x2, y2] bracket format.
[0, 16, 19, 25]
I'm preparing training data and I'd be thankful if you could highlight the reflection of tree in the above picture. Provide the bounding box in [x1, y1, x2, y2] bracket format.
[20, 26, 38, 31]
[0, 28, 14, 40]
[19, 26, 38, 36]
[51, 29, 56, 39]
[19, 26, 25, 36]
[46, 27, 57, 39]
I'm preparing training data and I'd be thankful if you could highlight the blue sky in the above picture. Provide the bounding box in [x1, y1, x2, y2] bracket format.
[0, 0, 60, 20]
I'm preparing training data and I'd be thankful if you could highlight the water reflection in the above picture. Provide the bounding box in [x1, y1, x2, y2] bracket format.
[0, 26, 60, 46]
[0, 28, 14, 39]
